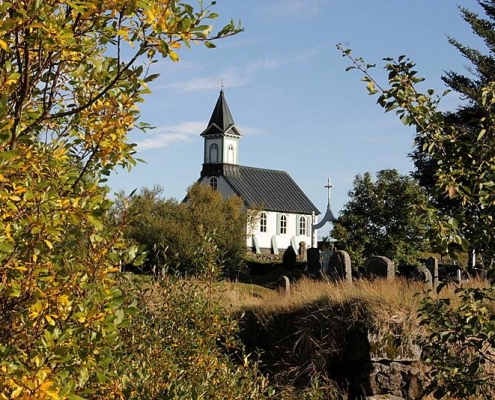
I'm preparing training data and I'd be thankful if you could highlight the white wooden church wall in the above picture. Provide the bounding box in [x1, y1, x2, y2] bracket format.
[199, 176, 236, 199]
[248, 210, 312, 252]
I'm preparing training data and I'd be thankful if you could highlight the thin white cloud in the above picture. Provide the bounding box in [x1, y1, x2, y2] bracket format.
[135, 121, 266, 152]
[264, 0, 325, 17]
[166, 69, 251, 92]
[135, 121, 204, 151]
[163, 50, 320, 93]
[239, 125, 265, 136]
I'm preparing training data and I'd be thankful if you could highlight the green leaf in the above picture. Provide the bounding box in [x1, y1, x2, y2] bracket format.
[87, 215, 103, 230]
[0, 240, 14, 253]
[67, 395, 86, 400]
[114, 309, 125, 325]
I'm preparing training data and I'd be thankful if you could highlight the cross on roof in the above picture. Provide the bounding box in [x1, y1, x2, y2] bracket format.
[324, 178, 334, 207]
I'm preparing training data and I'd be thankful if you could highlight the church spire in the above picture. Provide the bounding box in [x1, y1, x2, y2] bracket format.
[201, 90, 241, 137]
[200, 90, 242, 172]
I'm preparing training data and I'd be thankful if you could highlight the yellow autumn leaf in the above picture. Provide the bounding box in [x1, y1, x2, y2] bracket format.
[0, 39, 7, 51]
[169, 50, 179, 62]
[40, 380, 60, 399]
[10, 386, 23, 398]
[59, 295, 70, 307]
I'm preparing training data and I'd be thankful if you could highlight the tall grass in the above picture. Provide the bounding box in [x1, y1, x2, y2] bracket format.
[225, 275, 491, 314]
[225, 277, 425, 313]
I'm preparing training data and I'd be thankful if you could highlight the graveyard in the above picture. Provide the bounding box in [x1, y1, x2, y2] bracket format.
[215, 247, 491, 399]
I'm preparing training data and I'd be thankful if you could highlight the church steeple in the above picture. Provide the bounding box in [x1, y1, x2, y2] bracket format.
[201, 91, 242, 176]
[201, 90, 241, 137]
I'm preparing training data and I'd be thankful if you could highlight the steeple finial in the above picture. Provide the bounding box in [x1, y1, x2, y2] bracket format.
[220, 79, 224, 93]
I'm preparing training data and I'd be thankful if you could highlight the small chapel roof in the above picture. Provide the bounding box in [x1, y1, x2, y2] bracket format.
[201, 90, 241, 137]
[223, 165, 320, 215]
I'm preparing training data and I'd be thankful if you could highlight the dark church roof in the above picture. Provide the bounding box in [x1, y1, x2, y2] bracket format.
[223, 165, 320, 215]
[201, 90, 241, 137]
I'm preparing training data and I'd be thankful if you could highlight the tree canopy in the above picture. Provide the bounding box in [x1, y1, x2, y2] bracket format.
[409, 1, 495, 265]
[0, 1, 241, 397]
[116, 183, 249, 278]
[331, 169, 430, 268]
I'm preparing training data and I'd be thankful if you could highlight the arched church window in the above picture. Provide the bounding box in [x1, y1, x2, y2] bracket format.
[209, 143, 219, 163]
[299, 216, 306, 236]
[260, 212, 267, 233]
[280, 214, 287, 235]
[210, 177, 218, 190]
[227, 144, 235, 164]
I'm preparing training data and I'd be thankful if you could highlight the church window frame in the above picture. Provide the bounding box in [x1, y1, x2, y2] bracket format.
[209, 143, 219, 163]
[299, 215, 307, 236]
[260, 212, 267, 233]
[227, 144, 235, 163]
[210, 177, 218, 190]
[280, 214, 287, 235]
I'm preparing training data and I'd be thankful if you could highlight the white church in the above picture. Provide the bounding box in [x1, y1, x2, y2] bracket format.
[196, 90, 335, 255]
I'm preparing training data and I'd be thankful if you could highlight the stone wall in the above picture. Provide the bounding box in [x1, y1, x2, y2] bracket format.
[238, 299, 426, 399]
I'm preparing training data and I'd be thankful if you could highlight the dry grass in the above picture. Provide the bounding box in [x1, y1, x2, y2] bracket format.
[223, 275, 492, 314]
[224, 277, 494, 366]
[223, 277, 426, 314]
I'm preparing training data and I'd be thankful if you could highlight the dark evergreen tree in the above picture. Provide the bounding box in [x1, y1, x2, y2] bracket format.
[410, 1, 495, 266]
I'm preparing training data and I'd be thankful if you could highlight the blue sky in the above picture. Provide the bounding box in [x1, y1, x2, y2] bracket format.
[108, 0, 483, 237]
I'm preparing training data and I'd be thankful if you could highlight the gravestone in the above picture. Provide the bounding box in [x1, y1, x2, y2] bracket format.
[421, 266, 433, 287]
[290, 236, 298, 251]
[398, 264, 432, 288]
[298, 241, 307, 262]
[320, 247, 335, 274]
[306, 248, 323, 278]
[364, 256, 395, 280]
[412, 265, 433, 288]
[277, 275, 290, 296]
[282, 245, 297, 270]
[425, 257, 439, 287]
[327, 250, 352, 282]
[252, 235, 261, 254]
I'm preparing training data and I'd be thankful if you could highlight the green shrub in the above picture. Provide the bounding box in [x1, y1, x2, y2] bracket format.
[116, 184, 250, 278]
[115, 274, 274, 399]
